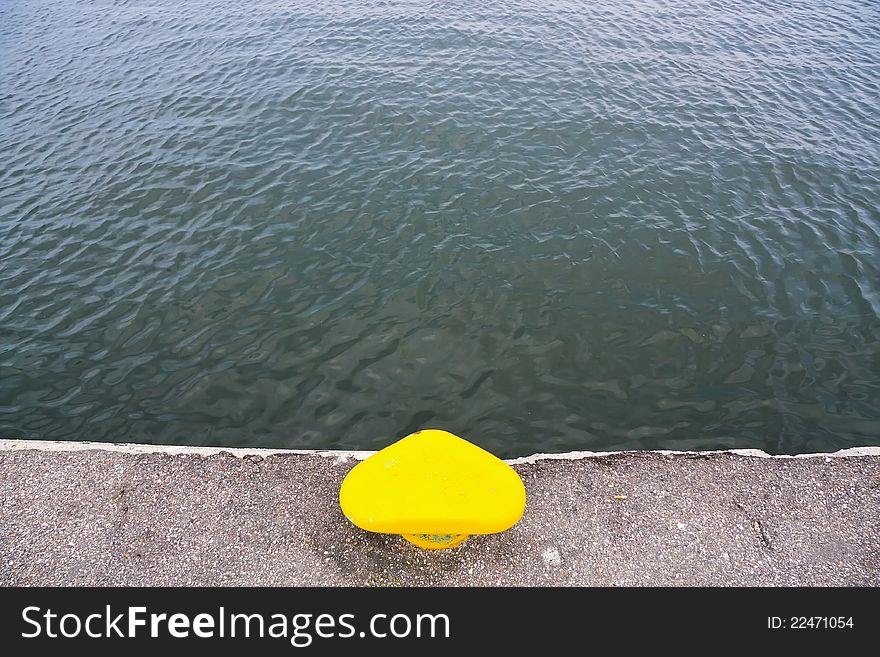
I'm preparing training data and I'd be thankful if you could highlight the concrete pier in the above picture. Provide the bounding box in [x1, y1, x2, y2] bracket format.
[1, 440, 878, 586]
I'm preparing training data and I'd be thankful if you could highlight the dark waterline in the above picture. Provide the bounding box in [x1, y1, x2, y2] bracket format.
[2, 0, 879, 458]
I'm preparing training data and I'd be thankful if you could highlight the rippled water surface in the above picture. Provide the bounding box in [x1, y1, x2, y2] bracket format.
[2, 0, 879, 456]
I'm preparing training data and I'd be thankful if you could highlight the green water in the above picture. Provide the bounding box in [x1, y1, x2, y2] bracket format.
[2, 0, 879, 457]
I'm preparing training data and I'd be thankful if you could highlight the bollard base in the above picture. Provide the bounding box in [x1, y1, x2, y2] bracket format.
[402, 533, 469, 550]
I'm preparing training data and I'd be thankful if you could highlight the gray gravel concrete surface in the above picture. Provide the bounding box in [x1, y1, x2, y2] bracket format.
[1, 440, 878, 586]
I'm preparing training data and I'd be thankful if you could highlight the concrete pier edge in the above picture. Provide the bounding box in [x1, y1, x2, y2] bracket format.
[2, 439, 879, 586]
[3, 438, 879, 461]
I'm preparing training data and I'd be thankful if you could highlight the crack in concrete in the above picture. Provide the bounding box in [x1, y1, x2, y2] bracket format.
[754, 519, 773, 550]
[735, 501, 773, 551]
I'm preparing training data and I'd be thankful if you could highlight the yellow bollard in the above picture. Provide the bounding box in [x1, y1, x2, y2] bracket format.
[339, 429, 526, 550]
